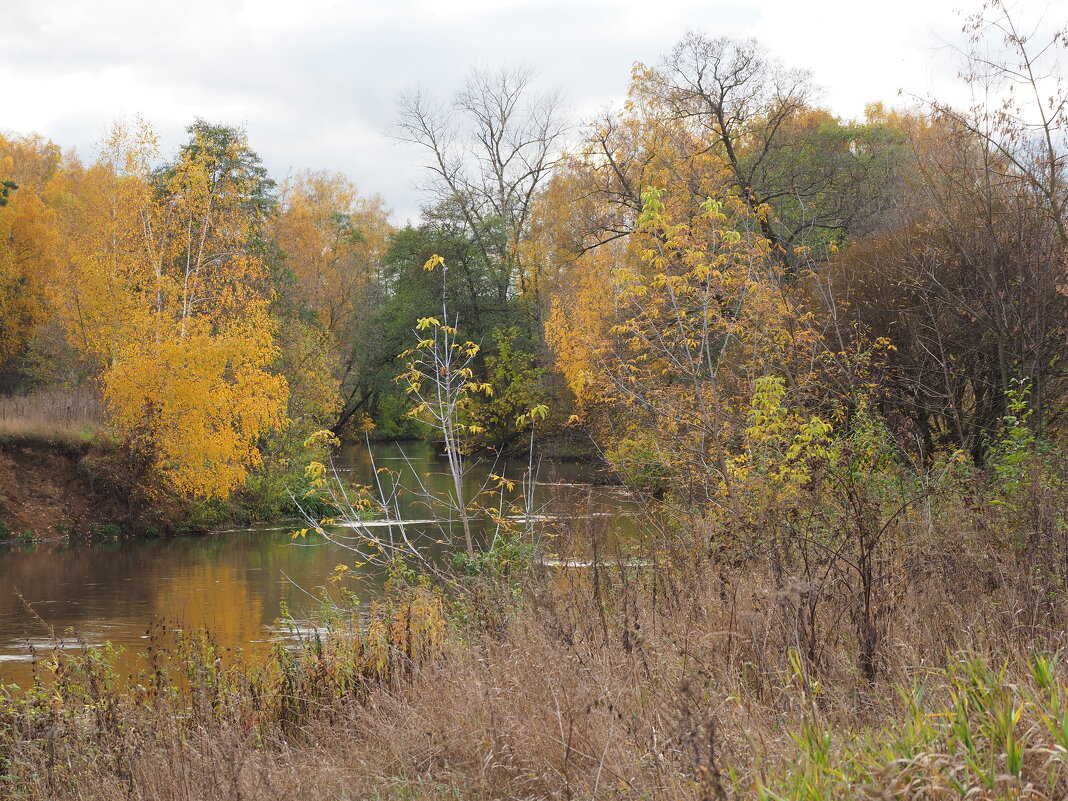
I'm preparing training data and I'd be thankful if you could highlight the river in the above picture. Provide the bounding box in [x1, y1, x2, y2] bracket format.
[0, 441, 635, 687]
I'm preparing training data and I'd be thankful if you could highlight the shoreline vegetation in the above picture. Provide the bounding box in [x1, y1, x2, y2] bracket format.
[0, 405, 603, 544]
[3, 1, 1068, 797]
[0, 376, 603, 544]
[6, 467, 1068, 799]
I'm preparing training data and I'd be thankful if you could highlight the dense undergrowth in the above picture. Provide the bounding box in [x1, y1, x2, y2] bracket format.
[5, 438, 1068, 800]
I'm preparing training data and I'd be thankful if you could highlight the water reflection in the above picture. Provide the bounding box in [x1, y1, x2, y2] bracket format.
[0, 442, 633, 686]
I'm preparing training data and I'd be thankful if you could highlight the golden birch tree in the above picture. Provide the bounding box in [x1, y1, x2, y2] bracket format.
[51, 120, 288, 498]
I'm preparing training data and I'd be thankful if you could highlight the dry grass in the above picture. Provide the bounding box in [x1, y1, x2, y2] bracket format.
[0, 387, 104, 443]
[4, 545, 1068, 797]
[4, 466, 1068, 799]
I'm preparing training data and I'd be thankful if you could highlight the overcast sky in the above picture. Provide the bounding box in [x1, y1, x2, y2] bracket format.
[3, 0, 1065, 222]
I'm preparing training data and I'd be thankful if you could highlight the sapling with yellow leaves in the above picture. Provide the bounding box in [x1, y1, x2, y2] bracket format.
[394, 255, 496, 558]
[728, 375, 833, 505]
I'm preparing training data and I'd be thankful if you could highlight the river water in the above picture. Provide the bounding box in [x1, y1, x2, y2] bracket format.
[0, 442, 635, 687]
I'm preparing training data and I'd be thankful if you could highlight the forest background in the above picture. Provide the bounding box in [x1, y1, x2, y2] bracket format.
[3, 0, 1066, 533]
[6, 1, 1068, 798]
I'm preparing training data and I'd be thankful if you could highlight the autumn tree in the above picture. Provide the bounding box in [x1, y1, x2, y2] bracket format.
[270, 170, 393, 434]
[540, 65, 737, 415]
[0, 134, 61, 375]
[540, 34, 910, 284]
[545, 157, 834, 500]
[50, 120, 288, 498]
[532, 34, 924, 488]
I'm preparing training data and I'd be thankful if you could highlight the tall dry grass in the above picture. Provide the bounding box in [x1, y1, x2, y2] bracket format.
[0, 387, 104, 442]
[5, 473, 1068, 800]
[3, 423, 1068, 801]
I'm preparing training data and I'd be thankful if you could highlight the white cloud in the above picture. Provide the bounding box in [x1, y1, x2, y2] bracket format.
[2, 0, 1064, 221]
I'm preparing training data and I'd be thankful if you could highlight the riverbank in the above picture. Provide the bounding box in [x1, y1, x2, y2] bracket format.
[0, 429, 610, 547]
[0, 441, 625, 686]
[0, 434, 274, 543]
[0, 435, 137, 540]
[4, 432, 1068, 798]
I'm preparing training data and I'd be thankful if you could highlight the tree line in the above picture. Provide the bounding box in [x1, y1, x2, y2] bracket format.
[0, 0, 1064, 507]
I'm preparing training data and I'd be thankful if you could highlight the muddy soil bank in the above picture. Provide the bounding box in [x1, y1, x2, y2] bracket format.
[0, 437, 152, 538]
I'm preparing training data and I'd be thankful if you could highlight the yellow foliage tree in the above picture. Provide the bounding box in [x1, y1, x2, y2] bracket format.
[50, 120, 288, 498]
[539, 64, 735, 409]
[272, 170, 390, 346]
[105, 323, 285, 498]
[536, 65, 837, 501]
[270, 171, 392, 430]
[48, 131, 154, 365]
[0, 134, 61, 367]
[599, 187, 826, 501]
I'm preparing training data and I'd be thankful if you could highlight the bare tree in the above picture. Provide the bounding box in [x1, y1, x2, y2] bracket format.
[649, 34, 814, 263]
[394, 66, 569, 311]
[936, 0, 1068, 249]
